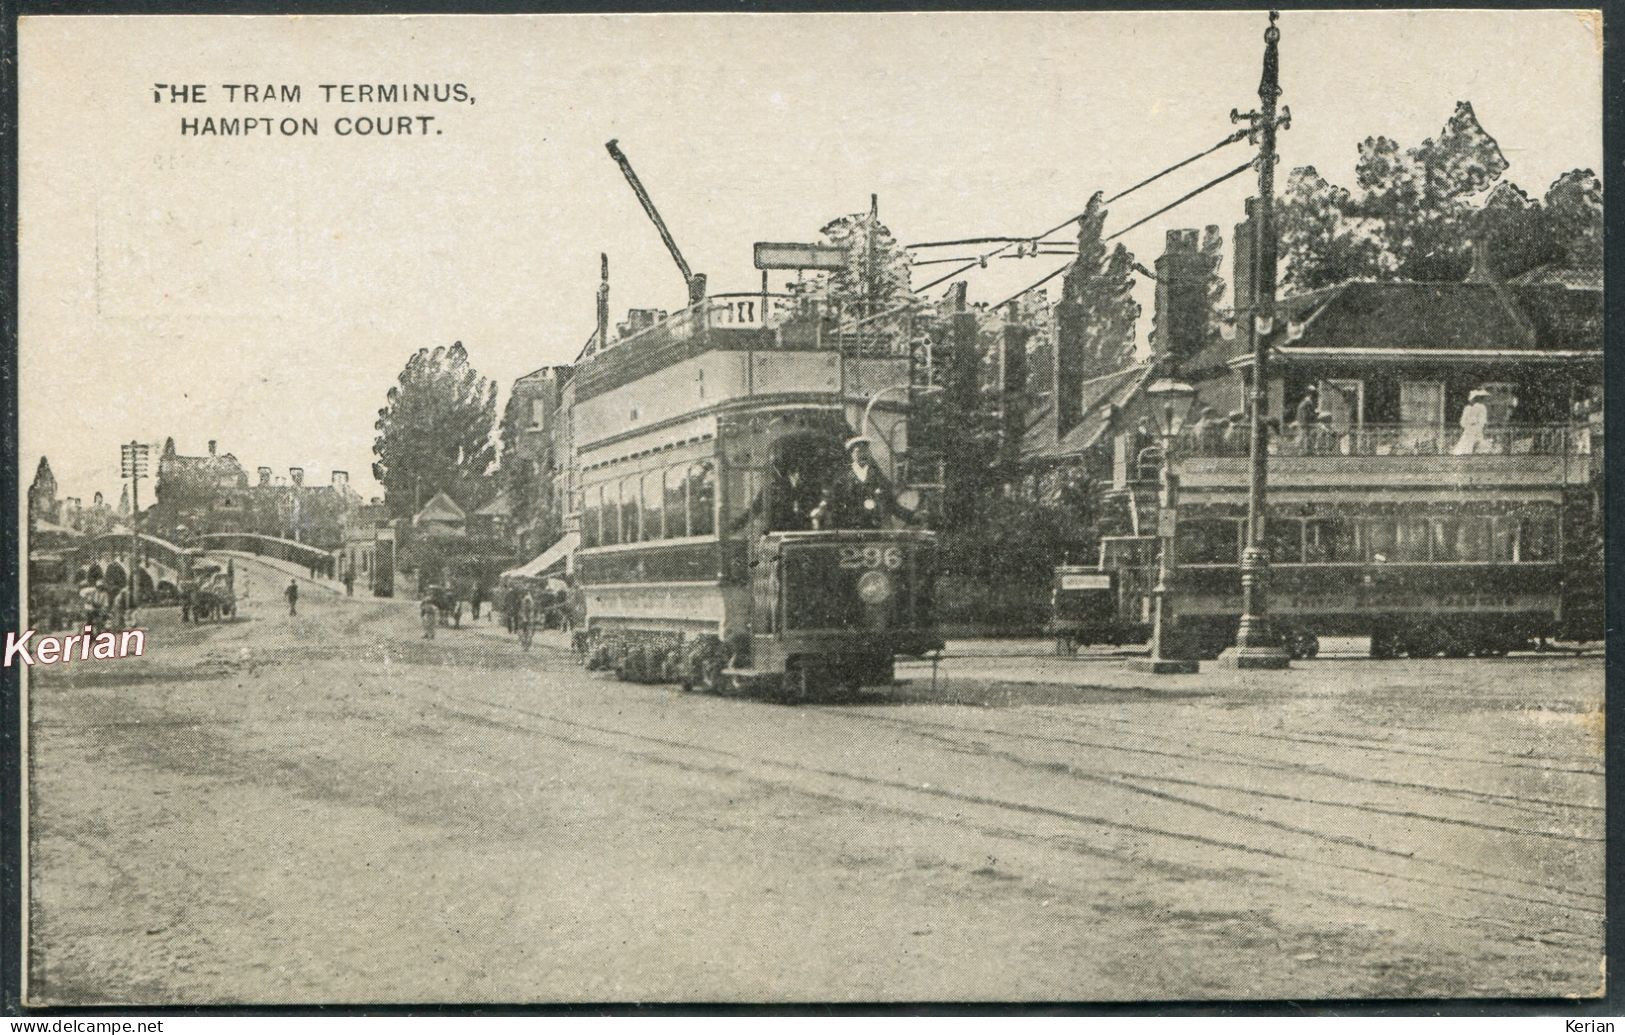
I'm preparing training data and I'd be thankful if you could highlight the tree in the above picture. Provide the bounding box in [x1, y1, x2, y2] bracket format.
[372, 341, 499, 519]
[1280, 103, 1609, 288]
[1277, 166, 1383, 292]
[1056, 193, 1140, 377]
[1350, 101, 1510, 280]
[788, 200, 919, 315]
[1542, 168, 1603, 265]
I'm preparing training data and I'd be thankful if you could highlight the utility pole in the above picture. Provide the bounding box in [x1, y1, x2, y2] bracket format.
[1222, 9, 1292, 669]
[120, 441, 150, 607]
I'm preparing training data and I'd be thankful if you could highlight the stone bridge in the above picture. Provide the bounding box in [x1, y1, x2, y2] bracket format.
[74, 532, 195, 603]
[196, 533, 337, 578]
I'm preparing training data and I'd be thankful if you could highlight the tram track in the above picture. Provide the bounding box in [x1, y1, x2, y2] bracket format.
[839, 700, 1599, 825]
[425, 684, 1603, 942]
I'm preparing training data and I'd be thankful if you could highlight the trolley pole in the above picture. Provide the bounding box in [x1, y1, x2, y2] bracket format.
[1222, 10, 1291, 669]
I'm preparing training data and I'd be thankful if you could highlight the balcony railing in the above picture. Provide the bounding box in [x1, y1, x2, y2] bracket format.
[1170, 422, 1590, 460]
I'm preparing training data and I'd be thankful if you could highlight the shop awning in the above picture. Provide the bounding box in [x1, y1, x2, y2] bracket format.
[500, 532, 578, 580]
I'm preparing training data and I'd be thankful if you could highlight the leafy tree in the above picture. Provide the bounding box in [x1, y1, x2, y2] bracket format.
[1056, 193, 1140, 376]
[372, 341, 498, 519]
[1277, 166, 1383, 292]
[1278, 102, 1604, 289]
[1542, 168, 1603, 265]
[787, 202, 919, 315]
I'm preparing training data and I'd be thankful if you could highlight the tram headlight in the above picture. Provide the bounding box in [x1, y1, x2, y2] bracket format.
[857, 570, 895, 606]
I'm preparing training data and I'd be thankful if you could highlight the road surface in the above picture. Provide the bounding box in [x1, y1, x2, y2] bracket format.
[26, 555, 1606, 1004]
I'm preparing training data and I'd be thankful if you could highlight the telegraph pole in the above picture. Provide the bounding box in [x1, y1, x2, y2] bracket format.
[1222, 10, 1292, 669]
[120, 441, 150, 607]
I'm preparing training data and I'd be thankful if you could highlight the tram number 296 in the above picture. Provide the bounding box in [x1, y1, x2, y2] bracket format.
[838, 545, 904, 570]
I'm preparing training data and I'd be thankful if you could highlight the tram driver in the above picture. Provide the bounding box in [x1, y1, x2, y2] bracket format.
[812, 436, 916, 531]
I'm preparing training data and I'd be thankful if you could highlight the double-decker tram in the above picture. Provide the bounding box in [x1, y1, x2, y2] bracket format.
[1092, 424, 1595, 659]
[568, 297, 941, 697]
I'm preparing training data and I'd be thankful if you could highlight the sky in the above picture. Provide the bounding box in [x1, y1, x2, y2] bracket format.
[18, 10, 1603, 503]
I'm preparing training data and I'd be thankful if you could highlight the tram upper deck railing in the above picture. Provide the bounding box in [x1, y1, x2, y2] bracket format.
[1164, 422, 1594, 460]
[576, 293, 923, 401]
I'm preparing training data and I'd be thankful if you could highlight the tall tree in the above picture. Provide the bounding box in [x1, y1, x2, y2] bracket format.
[372, 341, 499, 518]
[1358, 103, 1507, 279]
[1057, 193, 1140, 376]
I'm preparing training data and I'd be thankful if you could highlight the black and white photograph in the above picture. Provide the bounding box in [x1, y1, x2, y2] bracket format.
[10, 7, 1610, 1008]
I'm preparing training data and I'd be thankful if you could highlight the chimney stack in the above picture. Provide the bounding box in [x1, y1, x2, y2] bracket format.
[258, 466, 272, 487]
[208, 439, 217, 456]
[1152, 228, 1207, 369]
[331, 470, 349, 488]
[289, 467, 304, 488]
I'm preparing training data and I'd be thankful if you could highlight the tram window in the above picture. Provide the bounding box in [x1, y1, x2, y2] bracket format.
[1431, 520, 1458, 562]
[1460, 518, 1491, 561]
[1177, 520, 1241, 565]
[599, 483, 620, 546]
[1490, 516, 1517, 562]
[621, 476, 642, 544]
[1303, 518, 1357, 562]
[687, 462, 716, 537]
[664, 467, 688, 538]
[1267, 519, 1303, 564]
[1364, 519, 1396, 562]
[582, 486, 601, 548]
[641, 471, 663, 541]
[1520, 514, 1558, 562]
[1395, 519, 1429, 562]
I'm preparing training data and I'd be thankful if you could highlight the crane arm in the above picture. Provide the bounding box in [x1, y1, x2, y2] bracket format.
[605, 139, 699, 297]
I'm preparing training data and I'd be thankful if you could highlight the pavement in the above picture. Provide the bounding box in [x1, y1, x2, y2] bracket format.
[24, 552, 1607, 1004]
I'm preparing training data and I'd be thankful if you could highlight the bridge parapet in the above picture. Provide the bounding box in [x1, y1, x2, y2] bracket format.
[198, 533, 336, 576]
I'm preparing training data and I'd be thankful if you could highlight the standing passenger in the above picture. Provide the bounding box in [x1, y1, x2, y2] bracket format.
[1454, 389, 1492, 455]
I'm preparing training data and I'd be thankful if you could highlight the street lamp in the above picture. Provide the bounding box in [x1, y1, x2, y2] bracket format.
[1136, 377, 1199, 675]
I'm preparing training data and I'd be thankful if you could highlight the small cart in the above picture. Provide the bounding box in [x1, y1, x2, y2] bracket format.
[1048, 566, 1121, 655]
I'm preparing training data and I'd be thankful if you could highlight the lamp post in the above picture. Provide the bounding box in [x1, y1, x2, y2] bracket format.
[1136, 377, 1199, 675]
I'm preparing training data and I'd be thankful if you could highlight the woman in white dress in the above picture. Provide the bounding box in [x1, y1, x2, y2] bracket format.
[1453, 388, 1491, 455]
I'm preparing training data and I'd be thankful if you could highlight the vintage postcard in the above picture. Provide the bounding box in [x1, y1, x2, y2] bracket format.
[14, 9, 1607, 1006]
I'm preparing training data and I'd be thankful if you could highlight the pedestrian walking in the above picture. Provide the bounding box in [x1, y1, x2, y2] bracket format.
[518, 591, 536, 651]
[111, 585, 130, 630]
[420, 597, 438, 639]
[343, 568, 355, 596]
[285, 578, 299, 616]
[178, 574, 195, 623]
[505, 585, 520, 634]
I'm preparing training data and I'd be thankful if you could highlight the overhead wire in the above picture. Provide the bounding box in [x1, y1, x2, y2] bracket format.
[988, 157, 1256, 311]
[910, 127, 1251, 294]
